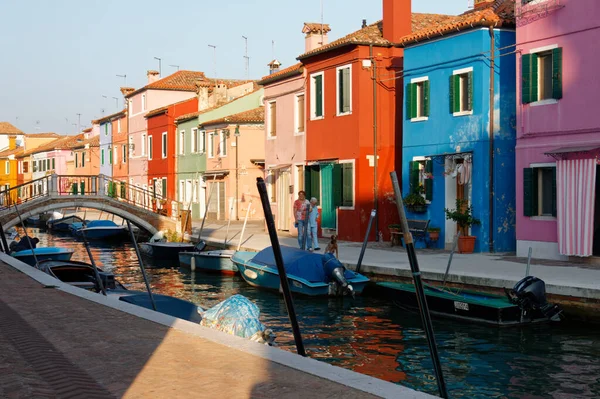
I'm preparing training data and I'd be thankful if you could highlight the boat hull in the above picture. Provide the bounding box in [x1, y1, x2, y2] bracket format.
[179, 250, 237, 275]
[12, 248, 75, 266]
[377, 282, 550, 327]
[47, 216, 85, 232]
[74, 226, 128, 240]
[140, 242, 196, 262]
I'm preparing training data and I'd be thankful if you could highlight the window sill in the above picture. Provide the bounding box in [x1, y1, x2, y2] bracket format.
[294, 131, 305, 136]
[339, 206, 355, 211]
[267, 136, 277, 141]
[310, 116, 324, 121]
[530, 99, 558, 107]
[336, 112, 352, 117]
[411, 116, 429, 122]
[530, 216, 557, 221]
[453, 110, 473, 117]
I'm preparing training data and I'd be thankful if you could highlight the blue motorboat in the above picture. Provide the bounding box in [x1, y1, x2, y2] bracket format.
[47, 215, 85, 232]
[11, 247, 75, 266]
[231, 246, 370, 296]
[179, 250, 238, 275]
[70, 220, 128, 240]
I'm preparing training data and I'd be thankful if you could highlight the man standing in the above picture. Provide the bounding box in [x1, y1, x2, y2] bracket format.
[307, 197, 320, 251]
[293, 190, 310, 248]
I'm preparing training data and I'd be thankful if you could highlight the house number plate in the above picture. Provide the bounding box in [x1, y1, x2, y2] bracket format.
[454, 301, 469, 311]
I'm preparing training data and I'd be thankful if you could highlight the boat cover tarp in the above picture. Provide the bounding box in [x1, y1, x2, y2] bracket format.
[85, 220, 119, 228]
[200, 294, 266, 339]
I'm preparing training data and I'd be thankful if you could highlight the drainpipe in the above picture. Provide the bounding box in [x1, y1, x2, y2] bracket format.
[488, 26, 495, 253]
[370, 44, 380, 241]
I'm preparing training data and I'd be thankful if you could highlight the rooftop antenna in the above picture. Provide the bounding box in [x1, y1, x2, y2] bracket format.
[154, 57, 162, 77]
[208, 45, 217, 78]
[35, 120, 41, 132]
[169, 64, 180, 71]
[76, 113, 81, 134]
[242, 36, 250, 79]
[116, 74, 127, 86]
[112, 96, 119, 109]
[271, 40, 275, 60]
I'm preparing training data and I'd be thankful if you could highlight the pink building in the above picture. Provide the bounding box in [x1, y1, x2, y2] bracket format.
[125, 70, 205, 197]
[516, 0, 600, 259]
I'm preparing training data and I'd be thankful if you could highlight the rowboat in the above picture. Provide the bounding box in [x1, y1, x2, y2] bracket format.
[178, 250, 237, 275]
[11, 247, 75, 266]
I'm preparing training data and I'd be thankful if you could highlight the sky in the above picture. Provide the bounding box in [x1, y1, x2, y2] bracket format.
[0, 0, 467, 134]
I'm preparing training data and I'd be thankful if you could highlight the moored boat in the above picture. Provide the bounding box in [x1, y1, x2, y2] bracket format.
[70, 220, 128, 240]
[47, 215, 85, 232]
[11, 247, 75, 266]
[179, 250, 237, 275]
[139, 242, 197, 262]
[231, 246, 370, 296]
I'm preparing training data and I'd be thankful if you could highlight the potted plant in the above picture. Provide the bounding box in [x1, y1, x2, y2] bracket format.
[404, 192, 427, 213]
[427, 226, 441, 242]
[444, 199, 481, 254]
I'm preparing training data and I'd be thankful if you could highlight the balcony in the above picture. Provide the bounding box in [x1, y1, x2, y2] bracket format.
[515, 0, 565, 27]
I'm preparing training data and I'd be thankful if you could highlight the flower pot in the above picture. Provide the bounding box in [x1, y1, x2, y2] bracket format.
[458, 235, 476, 254]
[428, 231, 439, 241]
[407, 204, 427, 213]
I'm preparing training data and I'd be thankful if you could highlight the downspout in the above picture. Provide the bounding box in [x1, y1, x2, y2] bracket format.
[370, 44, 379, 241]
[488, 26, 495, 253]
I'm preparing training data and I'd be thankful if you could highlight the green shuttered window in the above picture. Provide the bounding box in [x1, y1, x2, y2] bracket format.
[406, 80, 430, 120]
[337, 66, 351, 114]
[304, 165, 321, 202]
[523, 167, 556, 217]
[312, 74, 323, 118]
[409, 160, 433, 201]
[450, 71, 473, 113]
[522, 47, 562, 104]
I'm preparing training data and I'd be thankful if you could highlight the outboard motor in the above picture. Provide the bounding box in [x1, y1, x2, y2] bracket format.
[194, 240, 207, 252]
[506, 276, 561, 321]
[322, 254, 354, 297]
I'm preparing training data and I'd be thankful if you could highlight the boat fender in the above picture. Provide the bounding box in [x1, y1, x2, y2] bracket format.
[190, 256, 196, 271]
[149, 231, 166, 243]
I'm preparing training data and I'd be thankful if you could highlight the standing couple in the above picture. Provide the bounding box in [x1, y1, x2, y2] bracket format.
[293, 191, 320, 251]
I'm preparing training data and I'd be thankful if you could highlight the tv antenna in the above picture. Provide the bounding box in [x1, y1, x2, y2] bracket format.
[242, 36, 250, 79]
[116, 74, 127, 86]
[208, 45, 217, 78]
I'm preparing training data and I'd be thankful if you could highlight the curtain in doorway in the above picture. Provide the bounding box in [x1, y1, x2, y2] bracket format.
[557, 159, 597, 257]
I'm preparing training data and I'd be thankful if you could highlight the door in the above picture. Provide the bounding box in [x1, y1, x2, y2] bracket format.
[218, 181, 226, 220]
[277, 169, 291, 230]
[206, 181, 225, 220]
[320, 163, 336, 229]
[593, 166, 600, 256]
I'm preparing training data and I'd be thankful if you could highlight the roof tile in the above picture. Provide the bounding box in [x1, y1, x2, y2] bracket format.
[258, 63, 303, 86]
[0, 122, 23, 135]
[200, 107, 264, 127]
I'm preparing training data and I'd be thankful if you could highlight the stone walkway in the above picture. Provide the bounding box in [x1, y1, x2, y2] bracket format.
[0, 261, 430, 399]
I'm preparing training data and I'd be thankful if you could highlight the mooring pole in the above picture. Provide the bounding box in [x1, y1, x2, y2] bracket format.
[237, 201, 252, 251]
[12, 203, 39, 266]
[80, 229, 107, 296]
[356, 209, 376, 274]
[126, 219, 157, 311]
[390, 171, 448, 399]
[256, 177, 306, 356]
[442, 230, 461, 287]
[197, 175, 217, 244]
[0, 220, 9, 253]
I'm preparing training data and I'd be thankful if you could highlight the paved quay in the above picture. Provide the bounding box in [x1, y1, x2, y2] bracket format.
[0, 254, 435, 399]
[191, 221, 600, 304]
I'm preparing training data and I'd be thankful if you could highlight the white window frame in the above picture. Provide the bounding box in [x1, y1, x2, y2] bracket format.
[208, 132, 215, 158]
[199, 130, 206, 153]
[529, 44, 560, 107]
[179, 180, 185, 202]
[122, 144, 127, 163]
[162, 132, 167, 159]
[267, 101, 277, 139]
[294, 93, 305, 135]
[452, 67, 474, 117]
[141, 133, 146, 157]
[219, 130, 228, 157]
[192, 179, 198, 203]
[410, 76, 429, 122]
[338, 159, 356, 211]
[117, 118, 121, 133]
[147, 135, 153, 160]
[529, 161, 557, 221]
[179, 130, 185, 155]
[142, 94, 146, 111]
[191, 128, 198, 153]
[310, 71, 325, 120]
[5, 160, 9, 175]
[129, 136, 134, 158]
[185, 179, 192, 204]
[113, 145, 118, 165]
[336, 64, 353, 117]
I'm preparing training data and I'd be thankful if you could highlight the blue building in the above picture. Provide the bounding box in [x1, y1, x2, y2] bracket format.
[400, 1, 516, 252]
[96, 114, 114, 179]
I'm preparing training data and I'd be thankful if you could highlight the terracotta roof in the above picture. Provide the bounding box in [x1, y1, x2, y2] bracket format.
[399, 0, 515, 45]
[73, 134, 100, 149]
[0, 122, 23, 135]
[298, 14, 455, 60]
[175, 87, 262, 123]
[200, 107, 264, 127]
[145, 97, 197, 119]
[258, 63, 304, 86]
[93, 109, 127, 125]
[21, 134, 85, 157]
[303, 22, 332, 34]
[126, 70, 207, 98]
[24, 132, 60, 138]
[0, 147, 24, 158]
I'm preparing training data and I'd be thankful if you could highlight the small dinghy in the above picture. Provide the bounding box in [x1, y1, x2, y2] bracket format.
[179, 250, 237, 275]
[47, 215, 85, 232]
[70, 220, 128, 240]
[11, 247, 74, 266]
[139, 231, 205, 263]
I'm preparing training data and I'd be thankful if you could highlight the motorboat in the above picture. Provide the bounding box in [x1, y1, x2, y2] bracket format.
[11, 247, 75, 266]
[178, 250, 237, 275]
[47, 215, 85, 232]
[70, 220, 128, 240]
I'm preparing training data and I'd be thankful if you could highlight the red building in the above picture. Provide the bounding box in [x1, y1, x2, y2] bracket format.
[298, 0, 449, 241]
[146, 97, 198, 215]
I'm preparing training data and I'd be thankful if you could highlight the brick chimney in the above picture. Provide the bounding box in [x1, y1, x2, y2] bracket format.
[383, 0, 412, 43]
[302, 22, 331, 52]
[147, 70, 160, 84]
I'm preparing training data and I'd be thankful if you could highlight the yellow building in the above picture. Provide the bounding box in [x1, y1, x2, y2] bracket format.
[0, 122, 24, 205]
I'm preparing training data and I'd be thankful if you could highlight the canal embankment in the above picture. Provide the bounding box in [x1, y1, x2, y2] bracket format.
[191, 221, 600, 322]
[0, 252, 435, 399]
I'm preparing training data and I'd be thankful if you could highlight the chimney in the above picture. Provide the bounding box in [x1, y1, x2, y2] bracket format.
[268, 60, 282, 75]
[302, 22, 331, 52]
[383, 0, 411, 43]
[473, 0, 495, 8]
[120, 87, 135, 97]
[147, 70, 160, 84]
[362, 19, 367, 28]
[195, 79, 211, 111]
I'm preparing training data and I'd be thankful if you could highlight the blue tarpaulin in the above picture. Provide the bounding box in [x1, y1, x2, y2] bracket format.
[251, 246, 326, 282]
[201, 295, 267, 339]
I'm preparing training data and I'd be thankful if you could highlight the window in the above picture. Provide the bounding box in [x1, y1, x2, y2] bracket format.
[191, 128, 198, 153]
[406, 78, 430, 120]
[82, 152, 86, 167]
[522, 47, 562, 104]
[409, 159, 433, 202]
[122, 144, 127, 163]
[333, 162, 354, 208]
[523, 166, 556, 217]
[104, 124, 108, 136]
[192, 180, 198, 203]
[268, 101, 277, 137]
[295, 94, 305, 134]
[162, 132, 167, 159]
[117, 119, 121, 133]
[52, 158, 55, 170]
[129, 136, 134, 157]
[185, 180, 192, 204]
[74, 154, 78, 169]
[141, 133, 146, 156]
[208, 133, 214, 158]
[199, 130, 206, 153]
[148, 136, 153, 160]
[5, 161, 9, 175]
[23, 161, 28, 173]
[142, 94, 146, 111]
[267, 170, 277, 203]
[114, 146, 118, 164]
[179, 130, 185, 155]
[101, 149, 105, 165]
[108, 149, 112, 165]
[310, 72, 324, 119]
[219, 130, 227, 156]
[179, 180, 185, 202]
[336, 65, 352, 115]
[450, 68, 473, 115]
[161, 177, 167, 198]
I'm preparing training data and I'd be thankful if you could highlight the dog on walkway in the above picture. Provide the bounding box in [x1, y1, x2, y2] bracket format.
[324, 235, 339, 259]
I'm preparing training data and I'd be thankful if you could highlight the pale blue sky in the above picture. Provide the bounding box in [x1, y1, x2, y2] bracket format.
[0, 0, 466, 134]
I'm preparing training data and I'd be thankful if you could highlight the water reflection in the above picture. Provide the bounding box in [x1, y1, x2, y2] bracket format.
[30, 228, 600, 398]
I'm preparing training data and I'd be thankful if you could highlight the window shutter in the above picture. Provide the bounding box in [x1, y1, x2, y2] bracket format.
[409, 161, 420, 194]
[467, 71, 474, 111]
[406, 83, 413, 120]
[449, 76, 455, 113]
[523, 168, 538, 216]
[423, 80, 430, 117]
[109, 150, 112, 165]
[522, 54, 532, 104]
[453, 75, 461, 113]
[162, 178, 167, 198]
[311, 167, 321, 202]
[531, 54, 539, 103]
[552, 47, 563, 100]
[52, 158, 55, 169]
[342, 163, 353, 207]
[304, 166, 312, 199]
[332, 163, 342, 207]
[425, 160, 433, 201]
[340, 68, 350, 113]
[315, 75, 323, 117]
[551, 167, 557, 217]
[410, 83, 418, 119]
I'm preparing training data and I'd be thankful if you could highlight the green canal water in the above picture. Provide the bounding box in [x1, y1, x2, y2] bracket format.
[32, 228, 600, 398]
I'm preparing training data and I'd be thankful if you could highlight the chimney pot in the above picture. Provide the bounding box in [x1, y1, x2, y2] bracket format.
[362, 19, 367, 28]
[383, 0, 411, 43]
[147, 70, 160, 84]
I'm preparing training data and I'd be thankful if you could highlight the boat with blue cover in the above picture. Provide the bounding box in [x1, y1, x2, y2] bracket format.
[11, 247, 75, 266]
[70, 220, 128, 240]
[179, 250, 237, 275]
[231, 246, 370, 296]
[47, 215, 85, 232]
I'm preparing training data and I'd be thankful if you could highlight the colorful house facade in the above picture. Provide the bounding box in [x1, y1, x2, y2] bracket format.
[15, 133, 60, 197]
[73, 135, 100, 177]
[96, 114, 113, 178]
[401, 0, 517, 252]
[0, 122, 24, 198]
[515, 0, 600, 259]
[111, 108, 129, 197]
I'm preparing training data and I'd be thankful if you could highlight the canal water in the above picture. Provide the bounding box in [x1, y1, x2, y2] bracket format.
[30, 228, 600, 398]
